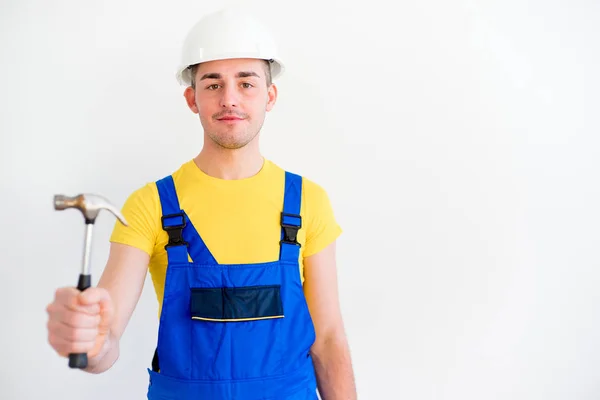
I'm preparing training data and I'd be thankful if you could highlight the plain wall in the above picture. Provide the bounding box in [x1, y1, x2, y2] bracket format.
[1, 0, 599, 399]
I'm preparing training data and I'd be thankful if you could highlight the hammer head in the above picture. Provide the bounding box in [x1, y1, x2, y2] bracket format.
[54, 193, 128, 225]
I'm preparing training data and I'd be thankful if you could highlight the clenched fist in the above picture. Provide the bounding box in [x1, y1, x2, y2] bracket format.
[46, 287, 114, 360]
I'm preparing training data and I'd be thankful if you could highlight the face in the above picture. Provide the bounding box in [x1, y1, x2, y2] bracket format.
[183, 58, 277, 150]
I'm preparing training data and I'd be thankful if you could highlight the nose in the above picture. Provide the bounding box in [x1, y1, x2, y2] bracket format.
[219, 84, 240, 108]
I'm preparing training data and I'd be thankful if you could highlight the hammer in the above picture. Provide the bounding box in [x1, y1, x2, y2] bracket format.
[53, 193, 128, 369]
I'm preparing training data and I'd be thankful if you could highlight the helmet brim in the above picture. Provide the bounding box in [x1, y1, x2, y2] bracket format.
[176, 57, 284, 87]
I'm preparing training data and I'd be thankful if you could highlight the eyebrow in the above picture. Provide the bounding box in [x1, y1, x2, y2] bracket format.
[199, 71, 261, 80]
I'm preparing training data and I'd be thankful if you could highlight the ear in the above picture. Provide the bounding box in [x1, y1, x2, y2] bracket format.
[266, 83, 278, 112]
[184, 86, 199, 114]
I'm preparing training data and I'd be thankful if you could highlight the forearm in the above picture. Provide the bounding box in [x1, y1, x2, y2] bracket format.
[83, 331, 120, 374]
[311, 335, 357, 400]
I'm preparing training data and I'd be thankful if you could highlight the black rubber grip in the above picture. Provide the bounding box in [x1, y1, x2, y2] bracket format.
[77, 274, 91, 291]
[69, 274, 92, 369]
[69, 353, 88, 369]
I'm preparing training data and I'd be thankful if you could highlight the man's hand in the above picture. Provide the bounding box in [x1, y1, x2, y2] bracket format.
[45, 242, 150, 374]
[46, 287, 114, 361]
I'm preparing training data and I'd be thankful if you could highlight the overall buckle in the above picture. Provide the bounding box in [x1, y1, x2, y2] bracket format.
[161, 212, 188, 249]
[280, 212, 301, 246]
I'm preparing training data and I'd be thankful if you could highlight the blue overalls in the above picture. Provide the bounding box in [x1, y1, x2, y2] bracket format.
[146, 171, 319, 399]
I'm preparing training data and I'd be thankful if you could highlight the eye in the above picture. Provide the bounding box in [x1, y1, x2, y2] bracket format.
[241, 82, 253, 88]
[206, 84, 221, 90]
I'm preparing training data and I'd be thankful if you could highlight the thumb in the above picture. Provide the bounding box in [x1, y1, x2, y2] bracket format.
[79, 288, 114, 329]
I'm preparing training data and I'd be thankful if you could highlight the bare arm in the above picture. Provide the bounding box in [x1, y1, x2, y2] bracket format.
[303, 241, 357, 399]
[83, 242, 149, 373]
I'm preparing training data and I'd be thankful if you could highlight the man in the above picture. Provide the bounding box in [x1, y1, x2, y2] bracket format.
[46, 9, 356, 400]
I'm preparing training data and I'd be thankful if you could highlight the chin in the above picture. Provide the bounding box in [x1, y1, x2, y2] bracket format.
[209, 134, 252, 150]
[215, 140, 251, 150]
[209, 128, 258, 149]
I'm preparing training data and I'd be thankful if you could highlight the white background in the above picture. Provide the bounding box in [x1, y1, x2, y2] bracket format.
[1, 0, 599, 399]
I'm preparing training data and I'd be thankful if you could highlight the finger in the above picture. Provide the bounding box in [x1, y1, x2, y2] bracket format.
[51, 288, 98, 316]
[48, 333, 95, 357]
[53, 289, 99, 315]
[58, 308, 102, 329]
[80, 289, 114, 330]
[98, 296, 114, 332]
[75, 302, 100, 315]
[53, 287, 80, 308]
[79, 288, 111, 306]
[47, 319, 99, 342]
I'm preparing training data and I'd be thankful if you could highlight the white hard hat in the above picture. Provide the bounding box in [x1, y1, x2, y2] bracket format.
[175, 9, 284, 86]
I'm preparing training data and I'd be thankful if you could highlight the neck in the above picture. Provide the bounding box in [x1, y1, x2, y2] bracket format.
[194, 142, 264, 180]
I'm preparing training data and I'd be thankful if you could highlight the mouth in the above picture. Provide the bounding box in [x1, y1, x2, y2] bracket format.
[216, 115, 246, 124]
[218, 117, 244, 121]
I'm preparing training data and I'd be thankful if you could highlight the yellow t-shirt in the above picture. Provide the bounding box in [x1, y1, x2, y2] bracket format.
[109, 158, 342, 315]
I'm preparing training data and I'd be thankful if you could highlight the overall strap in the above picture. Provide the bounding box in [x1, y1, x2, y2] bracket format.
[279, 171, 303, 263]
[155, 175, 217, 265]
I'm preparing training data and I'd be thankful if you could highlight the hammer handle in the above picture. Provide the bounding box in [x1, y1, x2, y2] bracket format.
[76, 273, 91, 291]
[69, 274, 92, 369]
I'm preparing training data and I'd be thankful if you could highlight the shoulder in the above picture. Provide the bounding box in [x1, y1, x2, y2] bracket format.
[127, 161, 193, 205]
[110, 162, 192, 255]
[118, 179, 162, 235]
[301, 176, 329, 202]
[269, 161, 341, 256]
[281, 168, 333, 213]
[114, 162, 190, 238]
[302, 175, 341, 257]
[110, 181, 160, 256]
[122, 181, 160, 213]
[266, 160, 331, 203]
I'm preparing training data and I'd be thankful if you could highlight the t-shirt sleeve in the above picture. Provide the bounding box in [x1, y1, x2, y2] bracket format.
[109, 183, 161, 257]
[302, 178, 343, 258]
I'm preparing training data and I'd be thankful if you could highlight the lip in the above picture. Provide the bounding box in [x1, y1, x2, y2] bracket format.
[217, 116, 245, 124]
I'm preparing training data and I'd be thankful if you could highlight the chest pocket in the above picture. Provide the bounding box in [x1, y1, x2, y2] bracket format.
[190, 285, 284, 322]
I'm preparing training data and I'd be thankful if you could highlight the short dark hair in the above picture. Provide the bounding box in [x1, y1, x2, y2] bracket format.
[189, 59, 272, 89]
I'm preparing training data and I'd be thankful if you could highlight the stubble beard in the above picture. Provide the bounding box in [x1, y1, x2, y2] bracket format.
[205, 115, 265, 150]
[208, 126, 261, 150]
[199, 103, 267, 150]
